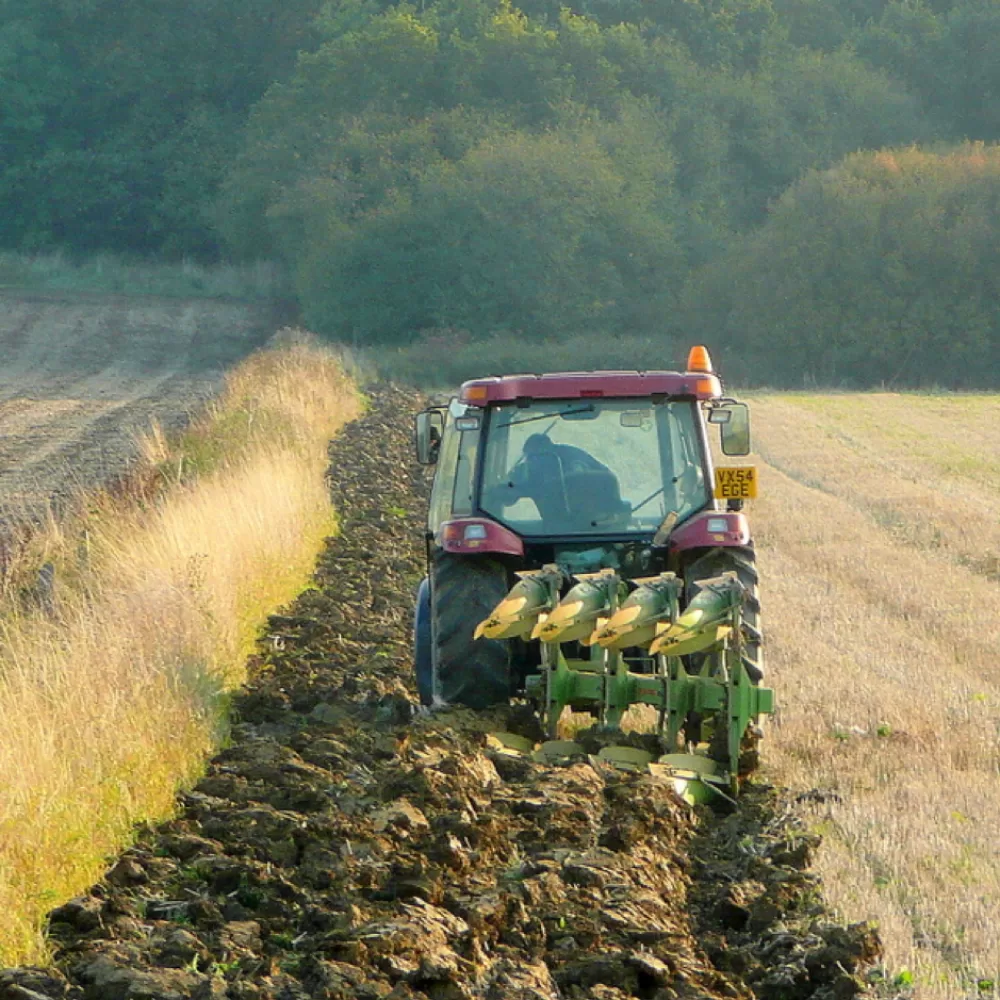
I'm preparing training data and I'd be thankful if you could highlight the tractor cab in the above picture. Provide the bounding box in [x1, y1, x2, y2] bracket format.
[415, 349, 752, 577]
[477, 397, 704, 538]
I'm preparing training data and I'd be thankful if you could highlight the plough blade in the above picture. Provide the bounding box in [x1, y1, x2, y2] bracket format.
[474, 565, 563, 640]
[651, 755, 735, 807]
[592, 573, 680, 650]
[476, 566, 773, 800]
[485, 735, 735, 806]
[531, 570, 621, 644]
[649, 572, 744, 656]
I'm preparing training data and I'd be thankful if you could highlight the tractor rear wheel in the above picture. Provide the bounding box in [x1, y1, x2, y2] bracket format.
[684, 545, 763, 683]
[431, 551, 512, 708]
[684, 545, 764, 767]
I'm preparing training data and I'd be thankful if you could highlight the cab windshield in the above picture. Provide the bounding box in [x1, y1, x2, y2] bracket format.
[479, 399, 710, 536]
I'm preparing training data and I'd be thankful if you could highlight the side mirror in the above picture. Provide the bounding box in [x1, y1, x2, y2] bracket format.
[711, 402, 751, 456]
[415, 409, 444, 465]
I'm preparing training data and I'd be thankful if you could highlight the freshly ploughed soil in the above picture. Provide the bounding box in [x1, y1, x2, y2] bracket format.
[0, 387, 882, 1000]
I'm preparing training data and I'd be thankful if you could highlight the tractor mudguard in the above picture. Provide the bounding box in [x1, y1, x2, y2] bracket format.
[437, 517, 524, 557]
[668, 510, 750, 554]
[413, 577, 433, 705]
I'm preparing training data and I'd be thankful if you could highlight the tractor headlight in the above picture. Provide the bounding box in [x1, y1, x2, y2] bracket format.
[464, 524, 488, 541]
[707, 517, 729, 533]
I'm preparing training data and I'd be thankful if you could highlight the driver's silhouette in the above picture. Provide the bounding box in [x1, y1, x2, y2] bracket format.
[506, 434, 628, 527]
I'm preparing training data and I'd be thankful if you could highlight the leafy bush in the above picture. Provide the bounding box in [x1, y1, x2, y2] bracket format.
[369, 330, 685, 387]
[218, 0, 935, 353]
[682, 144, 1000, 387]
[292, 121, 682, 344]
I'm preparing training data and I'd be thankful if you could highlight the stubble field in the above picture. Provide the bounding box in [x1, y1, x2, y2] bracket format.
[0, 291, 279, 526]
[751, 393, 1000, 997]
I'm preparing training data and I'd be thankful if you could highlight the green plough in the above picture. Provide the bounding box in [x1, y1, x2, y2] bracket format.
[477, 567, 774, 805]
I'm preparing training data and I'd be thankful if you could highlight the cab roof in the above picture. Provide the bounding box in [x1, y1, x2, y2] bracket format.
[459, 371, 722, 406]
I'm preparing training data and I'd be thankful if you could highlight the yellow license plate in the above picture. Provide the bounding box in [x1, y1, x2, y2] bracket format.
[714, 466, 758, 500]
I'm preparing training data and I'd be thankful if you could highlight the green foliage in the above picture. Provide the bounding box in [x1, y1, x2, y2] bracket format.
[852, 0, 1000, 142]
[291, 119, 682, 343]
[217, 0, 936, 351]
[370, 330, 679, 386]
[667, 49, 928, 231]
[682, 144, 1000, 387]
[0, 0, 325, 255]
[6, 0, 1000, 384]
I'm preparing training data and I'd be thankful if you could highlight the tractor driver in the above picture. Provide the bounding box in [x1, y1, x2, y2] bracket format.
[501, 433, 627, 528]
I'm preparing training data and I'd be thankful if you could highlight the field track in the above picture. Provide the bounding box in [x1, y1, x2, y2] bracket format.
[0, 388, 878, 1000]
[0, 291, 278, 523]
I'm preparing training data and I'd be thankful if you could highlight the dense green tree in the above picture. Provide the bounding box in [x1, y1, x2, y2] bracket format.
[0, 0, 325, 254]
[219, 0, 928, 314]
[291, 120, 683, 343]
[852, 0, 1000, 141]
[682, 145, 1000, 387]
[935, 0, 1000, 139]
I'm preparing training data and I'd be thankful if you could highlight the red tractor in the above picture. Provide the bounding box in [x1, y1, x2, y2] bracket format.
[413, 348, 769, 795]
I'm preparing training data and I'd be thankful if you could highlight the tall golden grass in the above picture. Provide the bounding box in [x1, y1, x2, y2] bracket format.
[0, 331, 359, 964]
[750, 393, 1000, 998]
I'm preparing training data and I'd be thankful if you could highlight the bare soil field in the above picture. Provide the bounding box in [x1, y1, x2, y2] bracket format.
[0, 291, 280, 524]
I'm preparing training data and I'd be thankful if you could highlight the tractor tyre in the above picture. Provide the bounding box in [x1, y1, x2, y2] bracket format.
[684, 544, 764, 683]
[431, 551, 512, 708]
[684, 545, 764, 766]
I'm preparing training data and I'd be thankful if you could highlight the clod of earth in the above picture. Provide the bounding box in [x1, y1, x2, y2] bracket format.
[0, 386, 881, 1000]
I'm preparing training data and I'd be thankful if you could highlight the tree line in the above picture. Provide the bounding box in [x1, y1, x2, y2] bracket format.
[2, 0, 1000, 385]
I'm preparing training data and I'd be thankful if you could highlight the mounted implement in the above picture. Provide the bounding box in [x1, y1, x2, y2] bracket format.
[413, 348, 773, 802]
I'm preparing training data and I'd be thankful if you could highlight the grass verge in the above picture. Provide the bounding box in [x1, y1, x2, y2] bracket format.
[0, 331, 359, 964]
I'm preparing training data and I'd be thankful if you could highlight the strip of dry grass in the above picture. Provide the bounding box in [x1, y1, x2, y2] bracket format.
[750, 393, 1000, 998]
[753, 395, 1000, 580]
[0, 331, 359, 964]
